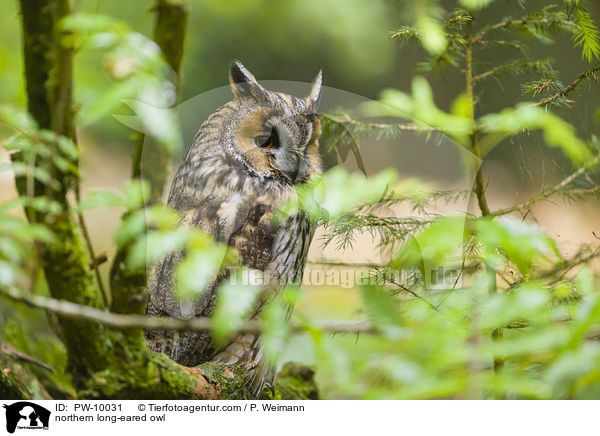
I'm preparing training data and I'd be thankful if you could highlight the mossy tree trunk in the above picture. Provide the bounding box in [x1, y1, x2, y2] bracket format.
[10, 0, 205, 400]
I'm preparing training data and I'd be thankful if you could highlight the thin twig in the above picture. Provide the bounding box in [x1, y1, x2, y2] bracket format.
[385, 274, 438, 311]
[506, 246, 600, 289]
[307, 260, 384, 268]
[491, 153, 600, 217]
[543, 247, 600, 283]
[76, 189, 110, 307]
[0, 342, 55, 372]
[465, 20, 491, 217]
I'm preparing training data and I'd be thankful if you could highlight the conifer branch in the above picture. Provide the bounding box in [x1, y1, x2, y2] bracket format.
[491, 153, 600, 217]
[472, 5, 575, 44]
[533, 63, 600, 107]
[327, 112, 447, 132]
[473, 59, 554, 84]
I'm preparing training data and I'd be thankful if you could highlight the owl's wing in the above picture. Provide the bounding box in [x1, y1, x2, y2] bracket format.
[146, 183, 315, 396]
[145, 196, 298, 365]
[145, 199, 237, 365]
[212, 211, 315, 397]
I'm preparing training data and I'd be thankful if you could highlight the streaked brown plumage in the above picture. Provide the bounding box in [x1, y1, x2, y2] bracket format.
[145, 61, 322, 396]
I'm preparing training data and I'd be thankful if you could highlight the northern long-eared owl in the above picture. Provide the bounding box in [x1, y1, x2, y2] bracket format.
[145, 61, 323, 397]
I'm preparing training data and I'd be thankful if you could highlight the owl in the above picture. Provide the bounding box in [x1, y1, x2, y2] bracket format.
[145, 61, 323, 397]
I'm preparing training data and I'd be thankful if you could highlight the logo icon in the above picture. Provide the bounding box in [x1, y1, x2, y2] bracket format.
[2, 402, 50, 434]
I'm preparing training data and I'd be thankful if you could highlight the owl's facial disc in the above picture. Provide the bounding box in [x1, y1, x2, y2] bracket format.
[232, 108, 317, 184]
[225, 61, 322, 184]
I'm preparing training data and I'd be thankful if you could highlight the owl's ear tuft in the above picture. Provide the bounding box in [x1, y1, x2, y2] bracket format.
[229, 60, 267, 100]
[306, 70, 322, 113]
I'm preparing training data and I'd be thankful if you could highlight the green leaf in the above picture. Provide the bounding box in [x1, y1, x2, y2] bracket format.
[0, 162, 61, 191]
[545, 343, 600, 398]
[174, 245, 228, 301]
[146, 205, 180, 230]
[61, 13, 124, 35]
[77, 189, 127, 211]
[362, 77, 474, 145]
[478, 284, 551, 330]
[408, 0, 448, 55]
[123, 181, 150, 210]
[56, 134, 79, 160]
[78, 76, 140, 127]
[279, 166, 428, 222]
[479, 103, 592, 163]
[459, 0, 495, 10]
[115, 209, 147, 248]
[360, 285, 403, 338]
[392, 216, 467, 275]
[260, 296, 291, 364]
[127, 228, 193, 269]
[0, 105, 37, 132]
[0, 260, 18, 286]
[476, 216, 560, 274]
[211, 271, 261, 346]
[63, 13, 181, 152]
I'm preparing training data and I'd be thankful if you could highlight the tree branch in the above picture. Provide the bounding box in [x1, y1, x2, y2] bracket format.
[0, 285, 376, 335]
[490, 153, 600, 217]
[0, 350, 52, 400]
[0, 342, 55, 372]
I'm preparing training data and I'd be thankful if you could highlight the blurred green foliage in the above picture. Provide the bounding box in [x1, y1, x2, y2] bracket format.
[1, 0, 600, 400]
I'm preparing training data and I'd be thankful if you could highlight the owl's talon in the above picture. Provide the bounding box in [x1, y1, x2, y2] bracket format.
[265, 382, 275, 398]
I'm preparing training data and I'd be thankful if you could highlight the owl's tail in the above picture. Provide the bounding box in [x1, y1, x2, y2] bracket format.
[211, 333, 276, 399]
[246, 356, 277, 399]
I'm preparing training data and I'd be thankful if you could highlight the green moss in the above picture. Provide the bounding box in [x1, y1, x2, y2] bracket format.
[1, 301, 75, 397]
[274, 362, 320, 400]
[0, 353, 52, 400]
[197, 362, 252, 400]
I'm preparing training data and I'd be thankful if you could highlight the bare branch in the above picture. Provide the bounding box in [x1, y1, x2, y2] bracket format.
[0, 286, 376, 335]
[0, 342, 55, 372]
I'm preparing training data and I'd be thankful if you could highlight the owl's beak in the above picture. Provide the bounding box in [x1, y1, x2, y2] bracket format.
[275, 149, 301, 184]
[289, 164, 299, 183]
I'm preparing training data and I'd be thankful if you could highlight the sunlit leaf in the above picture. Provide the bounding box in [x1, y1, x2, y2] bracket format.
[174, 245, 228, 300]
[212, 271, 261, 346]
[360, 285, 403, 338]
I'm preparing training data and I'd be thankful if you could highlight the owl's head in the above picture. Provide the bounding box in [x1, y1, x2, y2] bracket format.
[221, 61, 322, 185]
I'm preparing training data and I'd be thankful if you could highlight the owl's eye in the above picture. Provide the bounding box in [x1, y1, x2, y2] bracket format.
[254, 129, 279, 149]
[255, 135, 272, 148]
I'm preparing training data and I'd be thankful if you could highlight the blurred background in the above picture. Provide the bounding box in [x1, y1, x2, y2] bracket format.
[1, 0, 600, 397]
